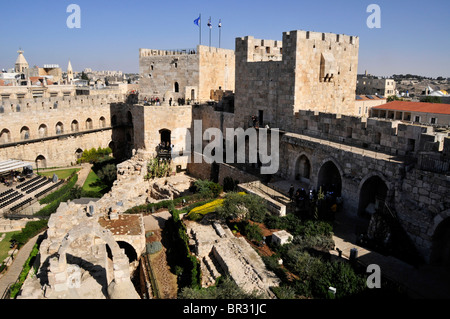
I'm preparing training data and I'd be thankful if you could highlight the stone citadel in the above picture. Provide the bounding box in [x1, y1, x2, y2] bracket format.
[1, 29, 450, 298]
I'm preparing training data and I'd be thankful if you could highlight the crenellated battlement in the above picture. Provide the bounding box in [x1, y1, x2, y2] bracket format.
[0, 94, 126, 115]
[293, 109, 450, 156]
[139, 48, 198, 58]
[236, 36, 283, 62]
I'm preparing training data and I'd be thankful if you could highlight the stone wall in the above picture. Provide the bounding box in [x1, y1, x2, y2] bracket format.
[139, 45, 235, 103]
[0, 96, 130, 168]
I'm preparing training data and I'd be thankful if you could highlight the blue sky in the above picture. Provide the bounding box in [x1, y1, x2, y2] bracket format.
[1, 0, 449, 77]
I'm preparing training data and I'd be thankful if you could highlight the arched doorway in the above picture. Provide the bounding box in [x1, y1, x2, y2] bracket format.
[117, 241, 137, 263]
[295, 154, 311, 182]
[431, 217, 450, 265]
[36, 155, 47, 169]
[75, 148, 83, 160]
[191, 89, 195, 101]
[159, 129, 171, 147]
[174, 82, 179, 93]
[317, 160, 342, 196]
[358, 175, 388, 215]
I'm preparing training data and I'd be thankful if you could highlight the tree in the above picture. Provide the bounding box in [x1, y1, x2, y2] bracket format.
[387, 95, 403, 102]
[80, 71, 89, 81]
[420, 96, 442, 104]
[215, 192, 267, 222]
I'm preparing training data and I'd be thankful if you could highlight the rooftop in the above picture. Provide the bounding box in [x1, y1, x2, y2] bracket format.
[372, 101, 450, 115]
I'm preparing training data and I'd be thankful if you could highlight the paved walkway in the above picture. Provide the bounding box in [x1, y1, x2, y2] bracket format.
[0, 232, 43, 298]
[331, 212, 450, 299]
[75, 163, 92, 187]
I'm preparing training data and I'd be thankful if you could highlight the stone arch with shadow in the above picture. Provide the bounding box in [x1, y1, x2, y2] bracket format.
[0, 128, 11, 143]
[293, 153, 312, 184]
[35, 155, 47, 169]
[316, 157, 343, 196]
[48, 221, 139, 298]
[357, 172, 391, 216]
[428, 210, 450, 265]
[38, 124, 48, 138]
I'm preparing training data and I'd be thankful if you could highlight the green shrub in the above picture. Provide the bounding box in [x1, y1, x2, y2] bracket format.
[192, 180, 223, 197]
[77, 147, 112, 164]
[39, 173, 78, 204]
[216, 192, 267, 222]
[11, 220, 48, 246]
[178, 276, 263, 299]
[10, 244, 40, 299]
[243, 222, 263, 242]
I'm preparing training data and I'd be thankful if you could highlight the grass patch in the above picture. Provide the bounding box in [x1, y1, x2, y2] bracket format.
[82, 170, 107, 193]
[0, 232, 21, 262]
[38, 168, 80, 180]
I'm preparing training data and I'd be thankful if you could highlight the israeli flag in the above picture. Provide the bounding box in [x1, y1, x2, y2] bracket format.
[207, 18, 212, 28]
[194, 16, 200, 26]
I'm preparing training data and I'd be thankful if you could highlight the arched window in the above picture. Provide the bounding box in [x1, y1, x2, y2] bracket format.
[71, 120, 79, 132]
[55, 122, 64, 135]
[20, 126, 30, 140]
[86, 118, 93, 130]
[99, 117, 106, 128]
[174, 82, 179, 93]
[38, 124, 48, 138]
[0, 129, 11, 143]
[127, 112, 133, 126]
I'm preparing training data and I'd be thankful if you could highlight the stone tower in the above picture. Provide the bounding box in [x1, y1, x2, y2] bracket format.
[15, 49, 29, 73]
[234, 30, 359, 131]
[67, 60, 74, 84]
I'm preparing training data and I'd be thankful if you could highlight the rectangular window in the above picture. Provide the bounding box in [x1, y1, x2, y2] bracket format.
[430, 118, 436, 124]
[414, 116, 420, 122]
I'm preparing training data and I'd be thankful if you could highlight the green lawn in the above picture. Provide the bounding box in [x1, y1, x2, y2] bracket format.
[82, 170, 106, 193]
[0, 232, 21, 263]
[38, 168, 80, 180]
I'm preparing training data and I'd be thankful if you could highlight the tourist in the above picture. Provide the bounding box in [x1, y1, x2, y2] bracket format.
[169, 98, 172, 106]
[288, 184, 294, 201]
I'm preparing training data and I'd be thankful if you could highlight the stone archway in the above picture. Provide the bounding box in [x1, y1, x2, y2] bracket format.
[358, 173, 389, 215]
[48, 221, 139, 298]
[429, 210, 450, 265]
[317, 158, 342, 196]
[294, 154, 312, 183]
[159, 129, 171, 146]
[36, 155, 47, 169]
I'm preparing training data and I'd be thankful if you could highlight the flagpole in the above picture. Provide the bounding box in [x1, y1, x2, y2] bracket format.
[199, 13, 202, 46]
[219, 19, 222, 48]
[209, 16, 212, 52]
